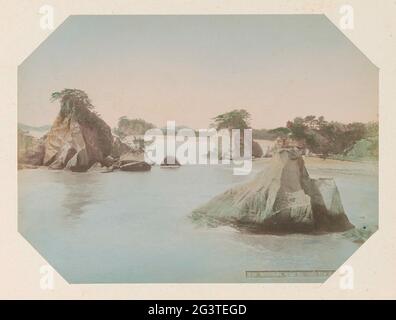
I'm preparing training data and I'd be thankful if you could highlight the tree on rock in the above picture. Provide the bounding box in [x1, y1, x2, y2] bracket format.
[44, 89, 113, 172]
[51, 89, 94, 118]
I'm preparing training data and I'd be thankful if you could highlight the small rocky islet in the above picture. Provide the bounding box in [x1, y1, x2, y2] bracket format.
[192, 148, 354, 234]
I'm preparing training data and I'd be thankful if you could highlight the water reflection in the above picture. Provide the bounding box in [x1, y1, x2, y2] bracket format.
[17, 159, 378, 283]
[53, 171, 101, 220]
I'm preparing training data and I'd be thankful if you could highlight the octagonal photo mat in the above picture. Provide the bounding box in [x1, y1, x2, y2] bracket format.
[17, 15, 378, 283]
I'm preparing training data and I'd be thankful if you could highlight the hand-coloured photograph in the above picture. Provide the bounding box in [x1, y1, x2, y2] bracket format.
[17, 15, 378, 283]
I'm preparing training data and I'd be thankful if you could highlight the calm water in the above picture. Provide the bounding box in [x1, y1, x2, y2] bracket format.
[18, 158, 378, 283]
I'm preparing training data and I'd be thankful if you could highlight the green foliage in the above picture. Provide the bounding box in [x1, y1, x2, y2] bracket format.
[286, 115, 376, 157]
[51, 88, 103, 126]
[51, 89, 94, 119]
[365, 121, 379, 138]
[252, 127, 291, 140]
[114, 117, 155, 138]
[342, 137, 378, 160]
[268, 127, 291, 137]
[212, 109, 250, 130]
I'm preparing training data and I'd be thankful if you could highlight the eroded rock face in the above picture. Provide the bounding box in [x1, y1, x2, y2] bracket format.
[43, 111, 113, 172]
[192, 149, 354, 233]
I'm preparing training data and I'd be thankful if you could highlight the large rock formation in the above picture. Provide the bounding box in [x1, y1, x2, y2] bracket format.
[19, 89, 153, 172]
[192, 148, 354, 233]
[43, 107, 113, 172]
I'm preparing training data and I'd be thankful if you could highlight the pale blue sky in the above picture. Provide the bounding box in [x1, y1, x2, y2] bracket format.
[18, 15, 378, 129]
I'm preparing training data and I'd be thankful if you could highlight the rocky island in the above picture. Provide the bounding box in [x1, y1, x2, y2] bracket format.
[18, 89, 150, 172]
[192, 148, 354, 234]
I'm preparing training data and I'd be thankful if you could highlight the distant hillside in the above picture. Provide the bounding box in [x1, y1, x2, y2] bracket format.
[252, 127, 290, 140]
[252, 118, 378, 160]
[337, 122, 378, 160]
[18, 123, 51, 138]
[18, 123, 51, 132]
[346, 137, 378, 160]
[160, 125, 198, 136]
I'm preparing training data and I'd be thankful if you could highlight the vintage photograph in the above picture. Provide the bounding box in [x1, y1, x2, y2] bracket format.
[17, 15, 378, 283]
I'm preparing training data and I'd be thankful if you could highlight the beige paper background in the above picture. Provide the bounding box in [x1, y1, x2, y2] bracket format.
[0, 0, 394, 299]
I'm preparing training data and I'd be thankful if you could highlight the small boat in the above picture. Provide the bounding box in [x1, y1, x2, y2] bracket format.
[160, 156, 181, 168]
